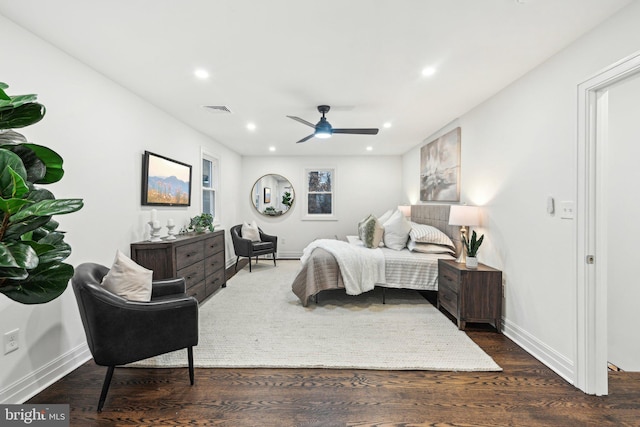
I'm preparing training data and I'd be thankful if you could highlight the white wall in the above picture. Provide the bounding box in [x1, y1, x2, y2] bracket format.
[0, 15, 242, 403]
[403, 1, 640, 383]
[242, 155, 403, 258]
[607, 72, 640, 371]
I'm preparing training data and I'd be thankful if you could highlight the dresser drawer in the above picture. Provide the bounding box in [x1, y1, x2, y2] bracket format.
[438, 264, 460, 293]
[204, 234, 224, 258]
[176, 241, 204, 270]
[206, 268, 225, 294]
[177, 260, 205, 289]
[186, 280, 206, 302]
[204, 250, 225, 275]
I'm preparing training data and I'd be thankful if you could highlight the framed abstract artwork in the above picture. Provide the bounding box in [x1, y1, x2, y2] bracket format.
[420, 127, 461, 202]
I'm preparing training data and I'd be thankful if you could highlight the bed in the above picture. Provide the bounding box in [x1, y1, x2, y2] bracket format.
[291, 204, 462, 306]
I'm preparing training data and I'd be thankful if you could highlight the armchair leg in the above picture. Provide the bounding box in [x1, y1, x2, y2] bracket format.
[188, 346, 195, 385]
[235, 256, 240, 272]
[273, 252, 277, 267]
[97, 366, 115, 413]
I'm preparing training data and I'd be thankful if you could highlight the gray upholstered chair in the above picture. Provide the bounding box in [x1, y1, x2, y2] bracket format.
[71, 263, 199, 412]
[230, 224, 277, 272]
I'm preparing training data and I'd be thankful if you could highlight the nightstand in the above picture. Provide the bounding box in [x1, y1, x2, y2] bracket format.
[437, 259, 503, 332]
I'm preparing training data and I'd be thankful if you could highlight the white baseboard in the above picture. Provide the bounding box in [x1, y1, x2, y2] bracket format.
[0, 343, 91, 404]
[502, 317, 575, 384]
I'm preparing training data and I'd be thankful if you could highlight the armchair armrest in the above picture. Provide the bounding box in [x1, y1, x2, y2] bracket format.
[151, 277, 187, 299]
[233, 235, 254, 256]
[259, 231, 278, 251]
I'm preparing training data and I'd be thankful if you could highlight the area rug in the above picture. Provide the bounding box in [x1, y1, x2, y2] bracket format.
[131, 260, 501, 371]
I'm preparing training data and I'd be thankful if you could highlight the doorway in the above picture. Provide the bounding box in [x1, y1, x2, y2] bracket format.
[576, 50, 640, 395]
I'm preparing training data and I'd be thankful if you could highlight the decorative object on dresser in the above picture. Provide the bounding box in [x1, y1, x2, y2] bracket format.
[189, 212, 214, 233]
[448, 204, 480, 264]
[130, 230, 226, 303]
[437, 259, 502, 332]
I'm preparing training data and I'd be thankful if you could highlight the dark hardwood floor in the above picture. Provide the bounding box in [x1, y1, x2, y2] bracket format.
[28, 261, 640, 426]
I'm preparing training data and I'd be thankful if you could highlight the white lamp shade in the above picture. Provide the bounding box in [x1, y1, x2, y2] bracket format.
[448, 205, 480, 226]
[398, 205, 411, 218]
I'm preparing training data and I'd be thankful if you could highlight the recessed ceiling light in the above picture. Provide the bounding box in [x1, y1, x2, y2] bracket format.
[383, 122, 392, 129]
[269, 146, 276, 152]
[247, 123, 256, 131]
[366, 146, 373, 151]
[421, 67, 436, 77]
[194, 68, 210, 79]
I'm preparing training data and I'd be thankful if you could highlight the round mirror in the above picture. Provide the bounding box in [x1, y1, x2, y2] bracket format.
[251, 174, 295, 216]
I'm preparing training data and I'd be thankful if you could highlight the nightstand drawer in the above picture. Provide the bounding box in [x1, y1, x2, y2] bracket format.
[438, 264, 460, 293]
[438, 284, 458, 315]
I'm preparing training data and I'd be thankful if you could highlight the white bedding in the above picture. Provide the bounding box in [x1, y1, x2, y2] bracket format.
[346, 235, 454, 292]
[301, 238, 385, 295]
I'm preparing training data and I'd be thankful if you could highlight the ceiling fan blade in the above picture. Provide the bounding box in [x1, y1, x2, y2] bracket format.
[296, 134, 315, 143]
[287, 116, 316, 128]
[333, 128, 379, 135]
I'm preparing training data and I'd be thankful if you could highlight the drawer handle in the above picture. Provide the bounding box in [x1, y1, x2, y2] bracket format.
[443, 275, 455, 282]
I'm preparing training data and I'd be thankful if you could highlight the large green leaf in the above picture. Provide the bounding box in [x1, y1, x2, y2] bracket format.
[3, 144, 46, 183]
[0, 150, 27, 199]
[0, 103, 46, 129]
[0, 262, 73, 304]
[0, 241, 38, 270]
[35, 242, 71, 265]
[0, 197, 32, 215]
[0, 266, 28, 280]
[0, 130, 28, 145]
[10, 199, 84, 222]
[0, 94, 39, 111]
[4, 215, 51, 240]
[24, 144, 64, 184]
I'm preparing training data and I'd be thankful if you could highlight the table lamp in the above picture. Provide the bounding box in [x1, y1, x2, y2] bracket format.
[448, 205, 480, 263]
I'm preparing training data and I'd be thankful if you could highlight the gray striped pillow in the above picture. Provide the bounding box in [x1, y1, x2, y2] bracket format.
[409, 222, 454, 249]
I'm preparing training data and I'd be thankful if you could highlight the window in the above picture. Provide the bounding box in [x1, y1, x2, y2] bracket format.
[202, 153, 219, 221]
[303, 168, 336, 220]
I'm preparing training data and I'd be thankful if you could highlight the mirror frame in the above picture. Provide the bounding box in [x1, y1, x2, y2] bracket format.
[250, 174, 295, 217]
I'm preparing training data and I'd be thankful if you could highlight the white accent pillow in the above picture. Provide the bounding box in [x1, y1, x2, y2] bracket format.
[101, 250, 153, 302]
[241, 220, 260, 242]
[409, 222, 455, 249]
[377, 209, 394, 225]
[382, 210, 411, 250]
[408, 239, 455, 255]
[358, 214, 384, 248]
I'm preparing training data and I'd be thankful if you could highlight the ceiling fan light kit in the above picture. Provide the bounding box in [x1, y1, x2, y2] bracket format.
[287, 105, 379, 144]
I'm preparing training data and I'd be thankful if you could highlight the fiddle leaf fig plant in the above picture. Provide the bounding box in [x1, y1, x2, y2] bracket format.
[0, 82, 84, 304]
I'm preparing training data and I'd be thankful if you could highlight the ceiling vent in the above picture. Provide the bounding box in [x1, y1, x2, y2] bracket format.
[203, 105, 232, 114]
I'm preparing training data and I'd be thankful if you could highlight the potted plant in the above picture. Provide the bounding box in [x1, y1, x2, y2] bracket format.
[462, 230, 484, 269]
[0, 82, 84, 304]
[189, 213, 214, 233]
[281, 191, 292, 209]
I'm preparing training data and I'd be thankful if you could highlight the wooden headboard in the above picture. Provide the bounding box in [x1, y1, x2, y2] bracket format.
[410, 204, 462, 256]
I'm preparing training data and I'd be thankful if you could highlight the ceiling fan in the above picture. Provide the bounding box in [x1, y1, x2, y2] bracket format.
[287, 105, 379, 143]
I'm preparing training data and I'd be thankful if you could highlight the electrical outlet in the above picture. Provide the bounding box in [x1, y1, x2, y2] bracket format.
[4, 328, 19, 354]
[281, 238, 286, 245]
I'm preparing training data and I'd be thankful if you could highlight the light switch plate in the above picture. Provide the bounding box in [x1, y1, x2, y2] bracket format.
[560, 201, 575, 219]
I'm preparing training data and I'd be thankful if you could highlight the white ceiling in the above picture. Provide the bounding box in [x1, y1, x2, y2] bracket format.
[0, 0, 631, 156]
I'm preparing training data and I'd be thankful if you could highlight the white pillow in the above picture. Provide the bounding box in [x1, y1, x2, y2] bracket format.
[358, 214, 384, 249]
[382, 210, 411, 250]
[408, 239, 455, 255]
[101, 250, 153, 302]
[241, 220, 260, 242]
[377, 209, 394, 225]
[409, 222, 455, 249]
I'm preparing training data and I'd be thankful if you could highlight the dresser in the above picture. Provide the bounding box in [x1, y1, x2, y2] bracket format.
[130, 230, 226, 303]
[437, 259, 502, 332]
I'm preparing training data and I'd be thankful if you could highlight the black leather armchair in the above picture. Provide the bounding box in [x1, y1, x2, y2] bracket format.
[230, 224, 277, 272]
[71, 263, 199, 412]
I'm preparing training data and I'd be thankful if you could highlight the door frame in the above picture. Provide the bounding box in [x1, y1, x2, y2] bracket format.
[576, 50, 640, 395]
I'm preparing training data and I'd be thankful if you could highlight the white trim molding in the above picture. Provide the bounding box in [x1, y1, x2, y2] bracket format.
[576, 49, 640, 396]
[0, 343, 91, 404]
